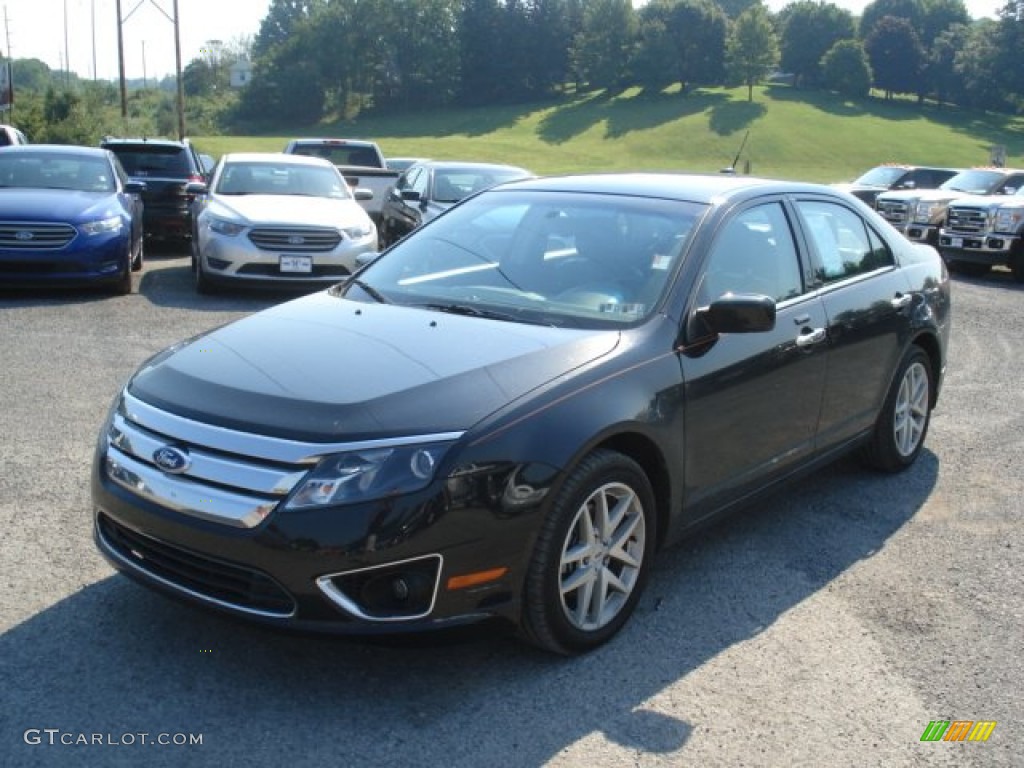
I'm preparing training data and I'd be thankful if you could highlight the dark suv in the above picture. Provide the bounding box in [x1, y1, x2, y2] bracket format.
[100, 137, 208, 244]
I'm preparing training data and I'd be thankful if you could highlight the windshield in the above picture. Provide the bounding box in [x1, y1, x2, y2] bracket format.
[854, 167, 907, 186]
[0, 153, 115, 192]
[345, 189, 702, 329]
[215, 162, 353, 199]
[941, 169, 1012, 195]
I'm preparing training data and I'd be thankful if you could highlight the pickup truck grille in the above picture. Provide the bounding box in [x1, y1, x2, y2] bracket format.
[945, 206, 988, 235]
[876, 200, 909, 226]
[248, 227, 342, 252]
[0, 221, 77, 250]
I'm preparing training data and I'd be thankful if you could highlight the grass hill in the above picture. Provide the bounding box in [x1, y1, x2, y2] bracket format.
[196, 84, 1024, 184]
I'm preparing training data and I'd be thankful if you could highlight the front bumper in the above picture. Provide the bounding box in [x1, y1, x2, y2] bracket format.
[197, 229, 376, 287]
[91, 438, 549, 635]
[937, 232, 1018, 266]
[0, 232, 129, 287]
[905, 224, 938, 243]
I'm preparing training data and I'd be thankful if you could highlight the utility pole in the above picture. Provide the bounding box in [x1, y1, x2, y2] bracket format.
[173, 0, 184, 138]
[116, 0, 126, 118]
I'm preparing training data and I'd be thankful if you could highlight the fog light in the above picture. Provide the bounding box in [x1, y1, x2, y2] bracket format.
[392, 577, 410, 601]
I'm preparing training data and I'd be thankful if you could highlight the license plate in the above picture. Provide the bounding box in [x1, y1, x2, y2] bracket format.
[279, 255, 312, 273]
[950, 237, 963, 248]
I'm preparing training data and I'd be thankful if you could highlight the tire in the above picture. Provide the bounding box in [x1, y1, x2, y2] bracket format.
[861, 346, 933, 473]
[130, 237, 144, 272]
[945, 259, 989, 277]
[1010, 251, 1024, 284]
[112, 261, 132, 295]
[192, 244, 215, 295]
[521, 450, 655, 655]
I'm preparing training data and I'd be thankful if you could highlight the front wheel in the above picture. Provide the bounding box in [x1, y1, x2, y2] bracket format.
[192, 245, 215, 295]
[861, 346, 933, 472]
[520, 450, 655, 655]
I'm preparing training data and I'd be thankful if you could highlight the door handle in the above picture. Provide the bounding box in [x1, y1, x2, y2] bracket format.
[892, 293, 914, 310]
[796, 327, 827, 348]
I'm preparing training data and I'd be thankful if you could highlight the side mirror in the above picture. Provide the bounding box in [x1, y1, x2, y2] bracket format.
[353, 187, 373, 201]
[185, 181, 207, 195]
[355, 252, 380, 267]
[699, 293, 776, 334]
[124, 180, 147, 194]
[401, 189, 422, 202]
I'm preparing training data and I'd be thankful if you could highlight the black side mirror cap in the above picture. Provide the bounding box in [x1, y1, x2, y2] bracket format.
[700, 293, 776, 334]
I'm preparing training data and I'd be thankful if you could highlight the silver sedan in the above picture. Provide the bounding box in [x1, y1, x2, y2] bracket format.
[190, 152, 377, 293]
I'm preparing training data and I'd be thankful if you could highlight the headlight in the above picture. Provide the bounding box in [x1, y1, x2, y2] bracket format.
[284, 441, 454, 509]
[209, 217, 245, 236]
[994, 207, 1024, 232]
[80, 216, 123, 235]
[342, 221, 375, 239]
[913, 202, 942, 223]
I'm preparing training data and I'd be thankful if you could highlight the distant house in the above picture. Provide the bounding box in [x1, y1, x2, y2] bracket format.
[229, 58, 252, 88]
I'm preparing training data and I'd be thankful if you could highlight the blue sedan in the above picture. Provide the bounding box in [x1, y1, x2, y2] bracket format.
[0, 145, 145, 294]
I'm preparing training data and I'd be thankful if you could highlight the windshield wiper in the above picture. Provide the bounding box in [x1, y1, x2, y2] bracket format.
[421, 302, 522, 322]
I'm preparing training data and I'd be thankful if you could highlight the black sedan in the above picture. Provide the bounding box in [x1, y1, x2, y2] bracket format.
[378, 160, 532, 247]
[92, 174, 950, 654]
[0, 145, 145, 294]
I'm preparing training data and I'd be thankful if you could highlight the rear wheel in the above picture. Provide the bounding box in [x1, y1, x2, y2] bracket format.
[861, 346, 933, 472]
[521, 450, 655, 655]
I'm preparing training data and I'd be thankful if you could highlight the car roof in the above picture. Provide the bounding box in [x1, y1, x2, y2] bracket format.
[0, 143, 111, 159]
[221, 151, 336, 168]
[416, 160, 531, 173]
[493, 172, 830, 204]
[101, 137, 191, 148]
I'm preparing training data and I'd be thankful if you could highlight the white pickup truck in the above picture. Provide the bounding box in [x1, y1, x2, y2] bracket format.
[282, 138, 399, 228]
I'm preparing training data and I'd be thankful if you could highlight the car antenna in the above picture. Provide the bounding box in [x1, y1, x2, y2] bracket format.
[720, 131, 750, 175]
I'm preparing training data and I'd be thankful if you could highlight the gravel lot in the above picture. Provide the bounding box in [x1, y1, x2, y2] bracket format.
[1, 251, 1021, 767]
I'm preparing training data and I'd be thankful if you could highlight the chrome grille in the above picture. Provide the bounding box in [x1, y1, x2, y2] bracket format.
[876, 200, 909, 225]
[0, 221, 77, 250]
[105, 394, 312, 529]
[945, 206, 988, 235]
[248, 227, 342, 252]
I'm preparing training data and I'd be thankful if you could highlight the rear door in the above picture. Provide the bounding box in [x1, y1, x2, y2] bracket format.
[791, 197, 911, 449]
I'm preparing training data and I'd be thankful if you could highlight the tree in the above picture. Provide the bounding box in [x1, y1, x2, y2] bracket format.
[953, 19, 1006, 111]
[253, 0, 325, 58]
[924, 23, 967, 107]
[726, 4, 780, 101]
[863, 15, 925, 98]
[859, 0, 923, 39]
[631, 1, 680, 89]
[570, 0, 636, 89]
[820, 39, 873, 97]
[777, 1, 855, 88]
[667, 0, 728, 89]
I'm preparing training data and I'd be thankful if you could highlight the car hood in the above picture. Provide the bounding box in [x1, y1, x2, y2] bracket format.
[127, 291, 621, 442]
[948, 194, 1023, 211]
[207, 195, 371, 228]
[0, 189, 121, 222]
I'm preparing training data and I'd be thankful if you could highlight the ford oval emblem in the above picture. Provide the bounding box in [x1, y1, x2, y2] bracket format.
[15, 230, 34, 241]
[152, 445, 191, 474]
[287, 235, 304, 245]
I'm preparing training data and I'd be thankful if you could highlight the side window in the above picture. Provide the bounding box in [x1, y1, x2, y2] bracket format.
[410, 168, 430, 197]
[700, 202, 803, 304]
[797, 200, 894, 284]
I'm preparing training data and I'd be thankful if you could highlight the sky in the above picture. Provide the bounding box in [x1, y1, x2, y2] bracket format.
[2, 0, 1006, 83]
[2, 0, 271, 81]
